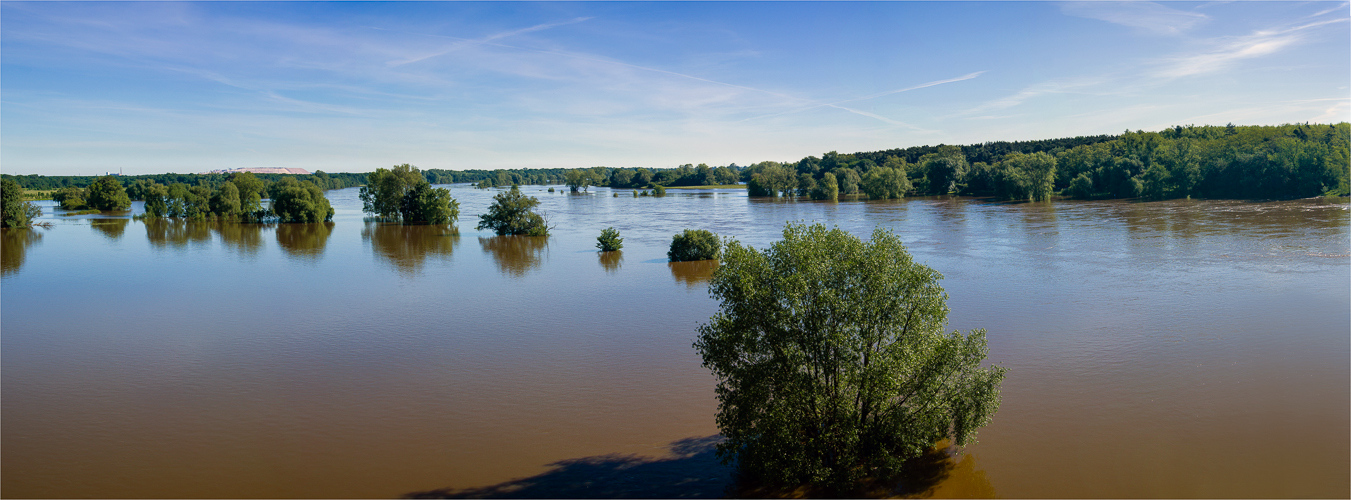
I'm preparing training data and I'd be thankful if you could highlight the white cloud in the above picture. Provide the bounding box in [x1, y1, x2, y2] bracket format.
[1154, 18, 1346, 79]
[1311, 100, 1351, 123]
[961, 76, 1112, 115]
[1061, 2, 1208, 35]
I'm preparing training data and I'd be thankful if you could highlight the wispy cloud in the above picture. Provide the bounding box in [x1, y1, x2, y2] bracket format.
[1154, 18, 1347, 78]
[1061, 2, 1208, 35]
[386, 17, 593, 67]
[1311, 100, 1351, 123]
[1308, 2, 1349, 19]
[741, 72, 984, 126]
[961, 75, 1111, 115]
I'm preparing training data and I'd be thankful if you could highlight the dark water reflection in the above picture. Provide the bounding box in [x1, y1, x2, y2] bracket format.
[89, 218, 130, 241]
[597, 251, 623, 273]
[277, 222, 334, 261]
[1, 228, 42, 277]
[144, 218, 211, 249]
[479, 235, 548, 278]
[213, 221, 267, 258]
[405, 436, 730, 499]
[364, 222, 459, 275]
[669, 260, 718, 289]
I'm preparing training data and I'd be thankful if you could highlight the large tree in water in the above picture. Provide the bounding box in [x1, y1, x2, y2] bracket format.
[695, 223, 1005, 495]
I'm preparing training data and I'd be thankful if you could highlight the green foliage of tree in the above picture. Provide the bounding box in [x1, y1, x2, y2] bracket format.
[209, 181, 242, 217]
[668, 229, 720, 262]
[141, 182, 170, 217]
[1, 179, 42, 228]
[400, 182, 460, 225]
[810, 172, 839, 200]
[861, 166, 910, 199]
[477, 185, 549, 236]
[796, 173, 817, 197]
[596, 227, 623, 251]
[229, 172, 267, 216]
[1068, 173, 1094, 199]
[653, 184, 666, 197]
[85, 175, 132, 211]
[53, 187, 87, 210]
[996, 152, 1057, 201]
[747, 162, 797, 197]
[918, 147, 969, 195]
[361, 164, 425, 220]
[564, 169, 593, 192]
[713, 166, 742, 185]
[269, 178, 334, 223]
[694, 223, 1005, 494]
[832, 168, 860, 195]
[610, 168, 635, 188]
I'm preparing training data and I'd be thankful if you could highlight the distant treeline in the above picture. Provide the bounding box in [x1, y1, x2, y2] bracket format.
[746, 123, 1349, 201]
[6, 123, 1347, 201]
[4, 171, 368, 192]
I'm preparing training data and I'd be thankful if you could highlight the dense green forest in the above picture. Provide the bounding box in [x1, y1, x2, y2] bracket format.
[746, 123, 1349, 201]
[5, 123, 1346, 202]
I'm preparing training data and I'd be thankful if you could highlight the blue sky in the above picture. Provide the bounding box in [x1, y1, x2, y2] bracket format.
[2, 1, 1348, 175]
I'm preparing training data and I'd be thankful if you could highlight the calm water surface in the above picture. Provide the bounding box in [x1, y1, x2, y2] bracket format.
[3, 186, 1348, 498]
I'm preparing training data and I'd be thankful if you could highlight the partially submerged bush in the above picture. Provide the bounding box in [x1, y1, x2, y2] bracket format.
[668, 229, 720, 262]
[269, 178, 334, 223]
[1, 179, 41, 228]
[85, 175, 132, 211]
[596, 227, 623, 251]
[477, 185, 549, 236]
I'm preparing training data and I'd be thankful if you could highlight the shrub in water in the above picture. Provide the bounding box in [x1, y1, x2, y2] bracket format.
[596, 227, 623, 251]
[668, 229, 720, 262]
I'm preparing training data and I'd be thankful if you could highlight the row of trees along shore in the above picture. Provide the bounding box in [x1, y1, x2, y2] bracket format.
[747, 122, 1348, 201]
[4, 124, 1348, 209]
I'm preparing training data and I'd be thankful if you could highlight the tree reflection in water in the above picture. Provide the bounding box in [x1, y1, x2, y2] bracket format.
[598, 250, 622, 273]
[144, 219, 211, 249]
[89, 218, 130, 241]
[276, 222, 334, 261]
[402, 436, 994, 499]
[668, 260, 718, 289]
[213, 221, 266, 258]
[1, 228, 43, 277]
[478, 235, 548, 278]
[363, 222, 459, 276]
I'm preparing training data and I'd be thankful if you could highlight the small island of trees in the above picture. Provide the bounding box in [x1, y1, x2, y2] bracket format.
[477, 185, 550, 236]
[1, 179, 42, 228]
[360, 164, 459, 225]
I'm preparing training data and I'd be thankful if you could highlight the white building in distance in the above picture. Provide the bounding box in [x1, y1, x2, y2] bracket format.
[203, 167, 311, 175]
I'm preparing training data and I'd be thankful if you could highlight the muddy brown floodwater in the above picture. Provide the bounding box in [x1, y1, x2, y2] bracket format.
[3, 186, 1347, 498]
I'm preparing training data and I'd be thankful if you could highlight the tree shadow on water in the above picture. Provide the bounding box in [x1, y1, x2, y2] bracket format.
[730, 442, 995, 499]
[405, 437, 993, 499]
[403, 436, 732, 499]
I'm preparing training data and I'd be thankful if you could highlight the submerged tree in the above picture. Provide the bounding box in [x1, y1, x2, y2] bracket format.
[596, 227, 623, 251]
[1, 179, 41, 228]
[668, 229, 720, 262]
[400, 182, 460, 225]
[85, 175, 132, 211]
[269, 178, 334, 223]
[362, 164, 458, 225]
[694, 223, 1005, 494]
[477, 185, 549, 236]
